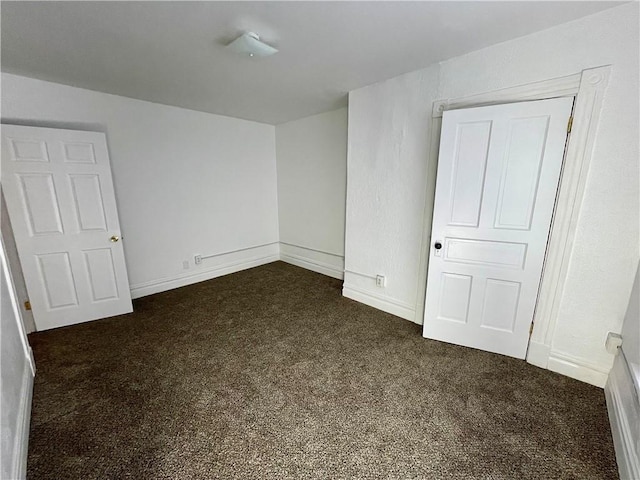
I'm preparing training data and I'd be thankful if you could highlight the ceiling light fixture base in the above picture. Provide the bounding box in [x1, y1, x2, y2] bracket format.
[226, 32, 278, 58]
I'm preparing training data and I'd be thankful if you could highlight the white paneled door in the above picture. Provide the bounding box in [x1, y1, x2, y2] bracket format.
[1, 125, 132, 330]
[423, 97, 573, 358]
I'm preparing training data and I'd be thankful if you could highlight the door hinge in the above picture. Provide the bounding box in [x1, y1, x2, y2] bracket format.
[567, 116, 573, 133]
[529, 322, 534, 335]
[24, 300, 31, 311]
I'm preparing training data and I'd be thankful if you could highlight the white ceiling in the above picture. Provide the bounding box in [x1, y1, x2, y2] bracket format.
[1, 1, 622, 125]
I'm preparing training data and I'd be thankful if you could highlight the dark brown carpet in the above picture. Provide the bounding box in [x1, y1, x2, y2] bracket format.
[27, 261, 617, 479]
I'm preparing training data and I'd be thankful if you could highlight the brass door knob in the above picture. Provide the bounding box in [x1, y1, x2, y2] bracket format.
[110, 235, 120, 243]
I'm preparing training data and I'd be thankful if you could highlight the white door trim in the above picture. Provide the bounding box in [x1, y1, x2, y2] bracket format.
[1, 233, 35, 479]
[415, 66, 611, 372]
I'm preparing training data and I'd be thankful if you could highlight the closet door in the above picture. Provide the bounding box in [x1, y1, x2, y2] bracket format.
[423, 97, 573, 359]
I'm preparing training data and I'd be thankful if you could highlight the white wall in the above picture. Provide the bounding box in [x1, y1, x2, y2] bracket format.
[1, 73, 280, 303]
[620, 265, 639, 385]
[344, 3, 639, 385]
[0, 228, 34, 479]
[437, 3, 639, 386]
[344, 65, 440, 319]
[276, 108, 348, 279]
[605, 263, 639, 480]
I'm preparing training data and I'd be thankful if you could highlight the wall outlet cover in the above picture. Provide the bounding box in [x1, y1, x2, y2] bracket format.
[605, 331, 623, 354]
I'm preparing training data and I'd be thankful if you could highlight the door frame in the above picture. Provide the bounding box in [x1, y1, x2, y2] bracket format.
[415, 65, 611, 371]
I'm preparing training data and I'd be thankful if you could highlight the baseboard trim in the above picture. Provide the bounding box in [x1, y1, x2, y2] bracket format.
[280, 253, 344, 280]
[605, 353, 640, 480]
[342, 284, 417, 323]
[130, 252, 279, 299]
[279, 242, 344, 280]
[12, 364, 34, 479]
[547, 350, 609, 388]
[526, 340, 551, 369]
[527, 341, 612, 388]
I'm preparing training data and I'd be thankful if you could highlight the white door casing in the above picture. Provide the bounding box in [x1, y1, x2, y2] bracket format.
[1, 125, 132, 331]
[422, 97, 573, 359]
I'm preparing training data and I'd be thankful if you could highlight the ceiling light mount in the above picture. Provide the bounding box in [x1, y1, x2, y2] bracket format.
[226, 32, 278, 58]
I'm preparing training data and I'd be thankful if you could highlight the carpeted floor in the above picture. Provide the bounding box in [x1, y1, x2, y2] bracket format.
[27, 261, 618, 479]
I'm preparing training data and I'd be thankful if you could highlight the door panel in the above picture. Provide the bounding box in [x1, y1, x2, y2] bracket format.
[36, 252, 78, 309]
[444, 238, 527, 268]
[8, 137, 49, 162]
[449, 121, 492, 227]
[83, 248, 119, 301]
[62, 141, 96, 163]
[438, 273, 472, 323]
[479, 279, 521, 332]
[423, 98, 573, 359]
[494, 116, 549, 230]
[69, 174, 108, 231]
[18, 174, 64, 235]
[1, 125, 132, 330]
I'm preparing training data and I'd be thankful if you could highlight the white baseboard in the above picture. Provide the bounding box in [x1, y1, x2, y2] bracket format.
[279, 242, 344, 280]
[547, 350, 610, 388]
[605, 352, 640, 480]
[130, 245, 279, 298]
[526, 340, 551, 369]
[342, 284, 417, 323]
[11, 365, 34, 480]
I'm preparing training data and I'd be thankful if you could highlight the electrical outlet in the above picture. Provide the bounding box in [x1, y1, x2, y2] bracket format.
[194, 255, 202, 265]
[376, 275, 386, 288]
[605, 332, 622, 354]
[182, 260, 190, 270]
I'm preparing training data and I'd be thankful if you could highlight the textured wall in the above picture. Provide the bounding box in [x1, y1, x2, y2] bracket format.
[344, 65, 440, 318]
[344, 3, 639, 383]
